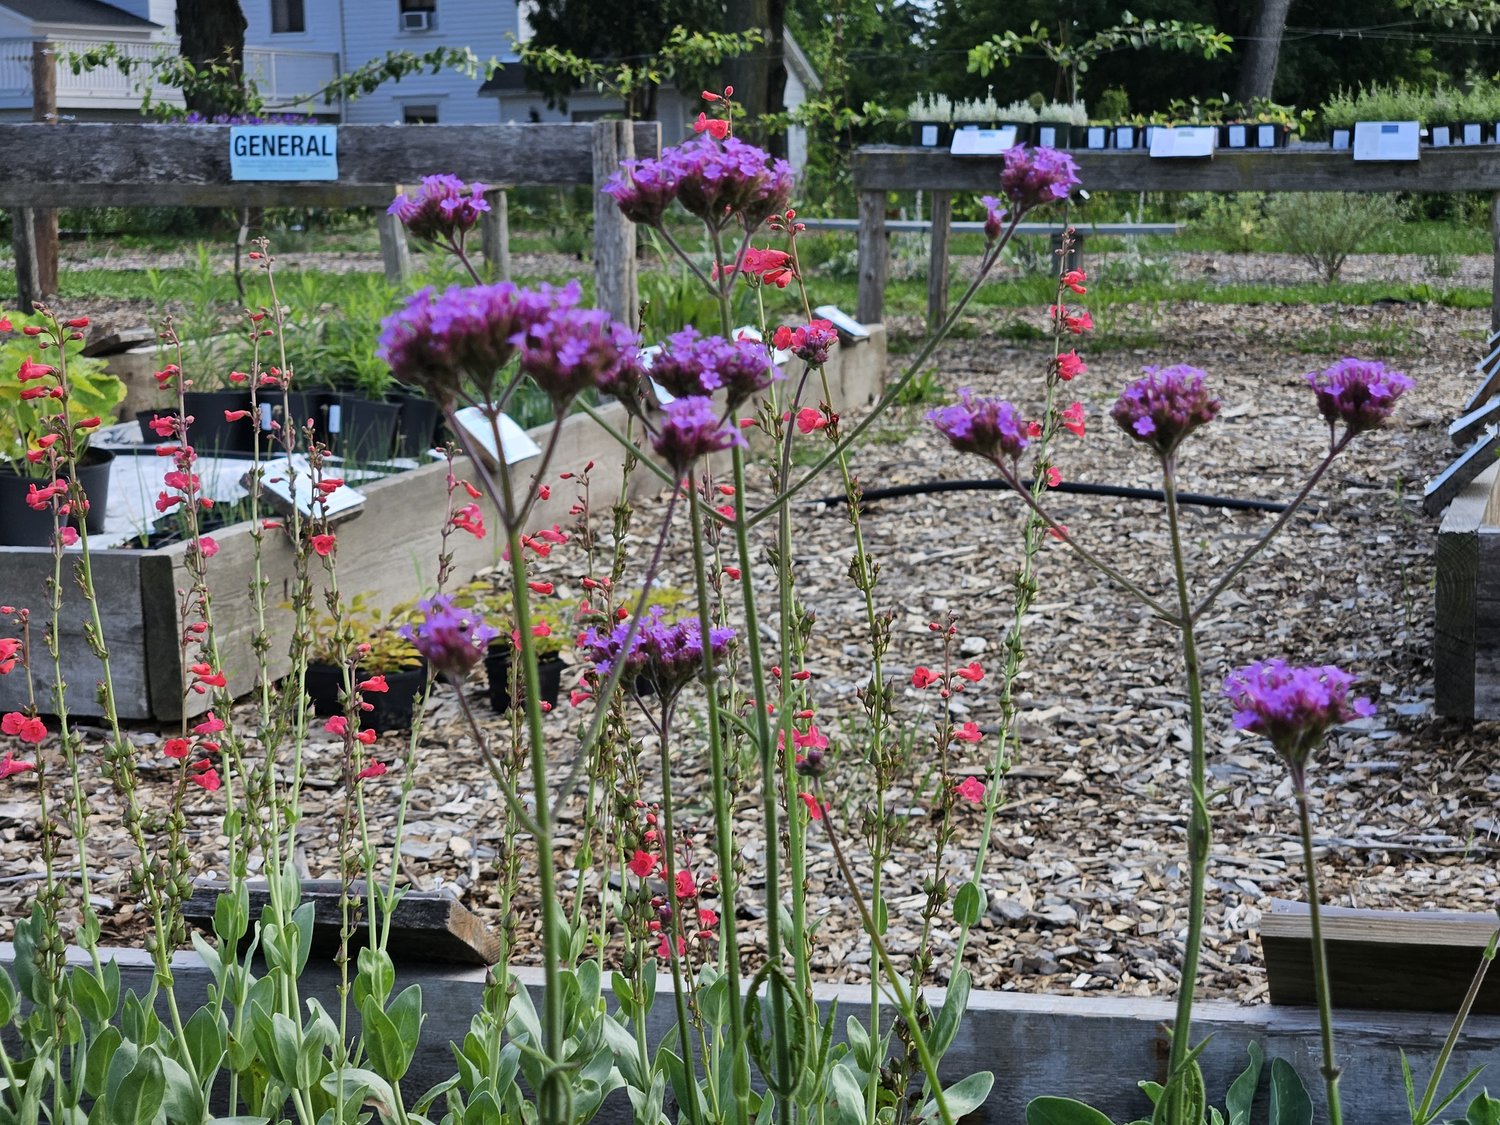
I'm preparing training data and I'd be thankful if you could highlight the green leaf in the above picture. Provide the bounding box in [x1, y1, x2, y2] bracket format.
[1138, 1082, 1163, 1107]
[845, 1015, 872, 1071]
[387, 985, 424, 1064]
[355, 947, 395, 1012]
[1225, 1041, 1263, 1125]
[1268, 1058, 1313, 1125]
[1429, 1067, 1486, 1121]
[320, 1068, 398, 1123]
[182, 1005, 227, 1080]
[1025, 1096, 1117, 1125]
[828, 1064, 865, 1125]
[83, 1025, 123, 1098]
[110, 1046, 165, 1125]
[361, 995, 405, 1082]
[1467, 1091, 1500, 1125]
[928, 1071, 993, 1120]
[930, 970, 971, 1059]
[0, 967, 17, 1026]
[953, 882, 986, 927]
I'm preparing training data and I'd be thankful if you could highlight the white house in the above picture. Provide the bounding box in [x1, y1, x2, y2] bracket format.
[0, 0, 816, 167]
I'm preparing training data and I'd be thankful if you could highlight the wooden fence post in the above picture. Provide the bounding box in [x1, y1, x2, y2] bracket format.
[856, 190, 888, 325]
[926, 191, 951, 334]
[1491, 191, 1500, 335]
[592, 119, 636, 326]
[482, 188, 510, 282]
[377, 204, 412, 286]
[12, 40, 59, 308]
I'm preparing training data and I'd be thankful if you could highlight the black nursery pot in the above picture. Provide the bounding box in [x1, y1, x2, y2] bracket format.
[324, 392, 401, 464]
[391, 390, 441, 458]
[1031, 122, 1072, 149]
[910, 121, 950, 148]
[182, 390, 256, 454]
[258, 390, 322, 450]
[0, 448, 113, 546]
[306, 661, 428, 734]
[485, 645, 565, 713]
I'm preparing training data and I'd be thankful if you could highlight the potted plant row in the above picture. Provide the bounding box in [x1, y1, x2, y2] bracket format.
[1320, 81, 1500, 150]
[0, 312, 126, 547]
[906, 94, 1089, 148]
[306, 594, 429, 734]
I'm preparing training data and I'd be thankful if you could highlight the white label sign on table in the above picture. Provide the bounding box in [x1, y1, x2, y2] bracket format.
[229, 126, 339, 180]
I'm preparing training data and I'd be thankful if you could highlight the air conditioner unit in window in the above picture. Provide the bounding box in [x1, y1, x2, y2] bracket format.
[401, 9, 433, 30]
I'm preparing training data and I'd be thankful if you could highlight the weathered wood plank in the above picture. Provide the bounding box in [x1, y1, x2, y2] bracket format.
[591, 119, 640, 327]
[1472, 526, 1500, 718]
[29, 42, 58, 300]
[1422, 427, 1500, 516]
[1434, 462, 1497, 717]
[9, 206, 40, 308]
[1263, 899, 1498, 1013]
[0, 549, 152, 716]
[853, 144, 1500, 194]
[0, 123, 663, 207]
[1449, 395, 1500, 446]
[856, 190, 889, 324]
[926, 191, 952, 334]
[1465, 344, 1500, 413]
[183, 880, 499, 965]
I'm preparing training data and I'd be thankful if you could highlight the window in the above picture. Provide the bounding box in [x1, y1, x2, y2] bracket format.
[271, 0, 305, 33]
[403, 104, 439, 124]
[400, 0, 437, 31]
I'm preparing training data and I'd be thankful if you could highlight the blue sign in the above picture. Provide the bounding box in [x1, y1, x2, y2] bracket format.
[229, 126, 338, 181]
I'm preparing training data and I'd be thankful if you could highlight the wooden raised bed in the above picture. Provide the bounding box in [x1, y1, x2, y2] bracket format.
[1434, 461, 1500, 718]
[0, 330, 886, 721]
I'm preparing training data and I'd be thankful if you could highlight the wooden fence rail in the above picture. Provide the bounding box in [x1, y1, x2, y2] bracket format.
[850, 144, 1500, 329]
[0, 121, 659, 322]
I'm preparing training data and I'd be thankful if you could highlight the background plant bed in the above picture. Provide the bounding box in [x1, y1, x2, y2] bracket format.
[3, 941, 1494, 1125]
[1, 329, 886, 720]
[305, 661, 429, 733]
[484, 645, 565, 713]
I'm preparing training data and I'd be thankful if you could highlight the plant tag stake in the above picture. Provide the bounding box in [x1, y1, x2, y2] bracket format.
[255, 456, 366, 521]
[451, 406, 542, 466]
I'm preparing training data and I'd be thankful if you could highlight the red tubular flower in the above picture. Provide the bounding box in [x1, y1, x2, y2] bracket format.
[911, 666, 940, 689]
[955, 662, 984, 683]
[693, 112, 730, 140]
[1056, 351, 1086, 382]
[798, 793, 824, 820]
[356, 729, 376, 745]
[0, 752, 36, 780]
[954, 776, 986, 802]
[310, 533, 336, 557]
[627, 850, 658, 877]
[358, 674, 388, 693]
[162, 737, 191, 759]
[190, 767, 222, 792]
[356, 760, 387, 780]
[324, 716, 349, 736]
[2, 712, 46, 743]
[953, 721, 983, 743]
[1061, 402, 1086, 437]
[193, 712, 225, 735]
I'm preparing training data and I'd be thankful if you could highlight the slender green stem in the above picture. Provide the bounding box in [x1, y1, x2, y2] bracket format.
[1193, 433, 1350, 619]
[1415, 927, 1498, 1122]
[1162, 455, 1210, 1110]
[1292, 770, 1343, 1125]
[656, 703, 702, 1125]
[688, 498, 751, 1113]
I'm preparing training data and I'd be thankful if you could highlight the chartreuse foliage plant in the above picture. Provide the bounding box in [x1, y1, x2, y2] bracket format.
[1, 89, 1497, 1125]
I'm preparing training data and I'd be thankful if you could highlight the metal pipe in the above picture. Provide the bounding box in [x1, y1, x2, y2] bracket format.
[809, 477, 1291, 513]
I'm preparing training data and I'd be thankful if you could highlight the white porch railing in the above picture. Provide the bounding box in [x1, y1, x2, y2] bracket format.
[0, 37, 340, 115]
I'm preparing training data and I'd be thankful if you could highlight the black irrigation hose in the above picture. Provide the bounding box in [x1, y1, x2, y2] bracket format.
[809, 477, 1291, 513]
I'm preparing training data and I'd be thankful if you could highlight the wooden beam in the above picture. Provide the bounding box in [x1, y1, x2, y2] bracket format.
[182, 880, 500, 965]
[1423, 428, 1500, 516]
[0, 122, 663, 207]
[856, 190, 889, 325]
[1492, 191, 1500, 335]
[1435, 462, 1498, 717]
[1263, 899, 1498, 1014]
[926, 191, 952, 334]
[9, 205, 40, 309]
[1449, 396, 1500, 446]
[852, 144, 1500, 194]
[591, 119, 639, 327]
[482, 187, 510, 282]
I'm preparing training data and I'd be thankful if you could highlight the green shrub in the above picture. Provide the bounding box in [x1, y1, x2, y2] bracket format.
[1266, 192, 1407, 284]
[1184, 192, 1269, 253]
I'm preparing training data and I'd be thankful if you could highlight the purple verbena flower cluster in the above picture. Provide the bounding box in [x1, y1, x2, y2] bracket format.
[403, 595, 498, 679]
[519, 306, 643, 412]
[1001, 146, 1081, 214]
[927, 388, 1030, 464]
[649, 327, 778, 406]
[1111, 365, 1221, 457]
[377, 280, 580, 407]
[603, 135, 794, 231]
[388, 174, 492, 244]
[1306, 358, 1414, 439]
[775, 320, 839, 367]
[582, 606, 735, 700]
[1222, 660, 1374, 769]
[651, 396, 746, 471]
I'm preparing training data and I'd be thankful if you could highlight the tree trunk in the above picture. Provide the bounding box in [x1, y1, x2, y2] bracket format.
[1234, 0, 1295, 105]
[723, 0, 777, 148]
[175, 0, 248, 117]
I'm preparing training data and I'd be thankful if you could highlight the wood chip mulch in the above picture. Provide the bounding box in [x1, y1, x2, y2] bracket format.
[2, 263, 1497, 1008]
